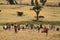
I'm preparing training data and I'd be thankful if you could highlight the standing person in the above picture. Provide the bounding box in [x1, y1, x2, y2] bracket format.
[49, 24, 55, 30]
[45, 28, 48, 36]
[17, 24, 20, 30]
[26, 23, 29, 29]
[42, 25, 48, 33]
[14, 23, 18, 33]
[22, 26, 25, 30]
[3, 24, 8, 30]
[30, 24, 34, 29]
[43, 26, 46, 32]
[40, 24, 43, 29]
[56, 27, 60, 31]
[37, 26, 40, 32]
[11, 23, 14, 29]
[7, 24, 11, 30]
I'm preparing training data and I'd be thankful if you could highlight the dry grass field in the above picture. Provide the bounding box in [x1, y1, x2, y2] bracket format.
[0, 0, 60, 23]
[0, 5, 60, 23]
[0, 0, 60, 40]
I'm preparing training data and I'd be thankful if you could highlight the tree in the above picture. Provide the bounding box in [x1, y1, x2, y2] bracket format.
[7, 0, 18, 5]
[40, 0, 47, 6]
[32, 5, 42, 21]
[31, 0, 34, 6]
[7, 0, 15, 5]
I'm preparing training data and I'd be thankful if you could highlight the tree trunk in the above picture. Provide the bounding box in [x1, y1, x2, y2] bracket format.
[36, 12, 39, 21]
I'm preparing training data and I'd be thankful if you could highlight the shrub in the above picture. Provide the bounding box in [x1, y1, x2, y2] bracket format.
[0, 10, 1, 12]
[0, 3, 4, 5]
[17, 12, 23, 16]
[58, 3, 60, 7]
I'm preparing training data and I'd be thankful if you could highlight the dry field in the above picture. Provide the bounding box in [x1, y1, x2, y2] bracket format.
[0, 0, 60, 23]
[0, 0, 60, 40]
[0, 5, 60, 23]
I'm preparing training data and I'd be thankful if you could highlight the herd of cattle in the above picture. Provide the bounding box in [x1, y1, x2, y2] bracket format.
[2, 23, 60, 36]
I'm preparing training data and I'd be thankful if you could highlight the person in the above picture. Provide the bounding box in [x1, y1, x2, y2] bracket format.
[40, 24, 43, 29]
[30, 24, 34, 29]
[42, 25, 49, 36]
[26, 23, 29, 29]
[37, 26, 40, 32]
[42, 26, 46, 33]
[56, 27, 59, 31]
[7, 24, 11, 30]
[22, 26, 25, 30]
[11, 23, 14, 29]
[14, 23, 18, 33]
[49, 24, 55, 30]
[43, 26, 47, 32]
[17, 24, 20, 30]
[3, 24, 8, 30]
[45, 28, 48, 36]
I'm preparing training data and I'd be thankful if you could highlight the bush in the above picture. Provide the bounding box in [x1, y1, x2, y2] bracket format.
[17, 12, 23, 16]
[0, 10, 1, 12]
[0, 3, 4, 5]
[58, 3, 60, 7]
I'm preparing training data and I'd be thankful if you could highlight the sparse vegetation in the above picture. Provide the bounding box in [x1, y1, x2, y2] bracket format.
[32, 5, 42, 21]
[7, 0, 15, 5]
[40, 0, 47, 6]
[58, 3, 60, 7]
[17, 12, 23, 16]
[0, 0, 60, 40]
[0, 21, 60, 26]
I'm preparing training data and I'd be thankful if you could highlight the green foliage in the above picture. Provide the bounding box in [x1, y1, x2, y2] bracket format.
[40, 0, 47, 6]
[7, 0, 15, 5]
[33, 5, 42, 10]
[58, 3, 60, 7]
[7, 0, 18, 5]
